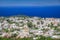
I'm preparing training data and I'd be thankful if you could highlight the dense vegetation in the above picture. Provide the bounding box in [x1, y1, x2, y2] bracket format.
[0, 36, 60, 40]
[0, 37, 33, 40]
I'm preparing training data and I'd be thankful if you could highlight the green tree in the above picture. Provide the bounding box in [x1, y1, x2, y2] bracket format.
[27, 22, 33, 28]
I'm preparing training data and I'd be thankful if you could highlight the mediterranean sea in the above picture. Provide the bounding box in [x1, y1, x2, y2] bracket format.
[0, 6, 60, 18]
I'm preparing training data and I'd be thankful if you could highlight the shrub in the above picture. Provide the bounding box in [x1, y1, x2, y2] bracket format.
[27, 22, 33, 28]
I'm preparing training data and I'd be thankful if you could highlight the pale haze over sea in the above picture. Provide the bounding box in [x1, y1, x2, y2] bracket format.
[0, 0, 60, 6]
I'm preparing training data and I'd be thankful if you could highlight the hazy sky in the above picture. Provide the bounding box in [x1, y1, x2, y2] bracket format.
[0, 0, 60, 6]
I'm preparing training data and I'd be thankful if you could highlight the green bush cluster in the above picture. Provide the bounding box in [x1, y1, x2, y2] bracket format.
[27, 22, 33, 28]
[0, 36, 60, 40]
[0, 37, 33, 40]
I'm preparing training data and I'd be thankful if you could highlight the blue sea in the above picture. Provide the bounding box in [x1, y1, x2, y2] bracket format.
[0, 6, 60, 18]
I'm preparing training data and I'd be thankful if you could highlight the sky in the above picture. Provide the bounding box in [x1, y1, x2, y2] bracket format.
[0, 0, 60, 17]
[0, 0, 60, 6]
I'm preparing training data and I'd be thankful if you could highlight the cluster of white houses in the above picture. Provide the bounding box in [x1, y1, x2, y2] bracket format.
[0, 16, 60, 39]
